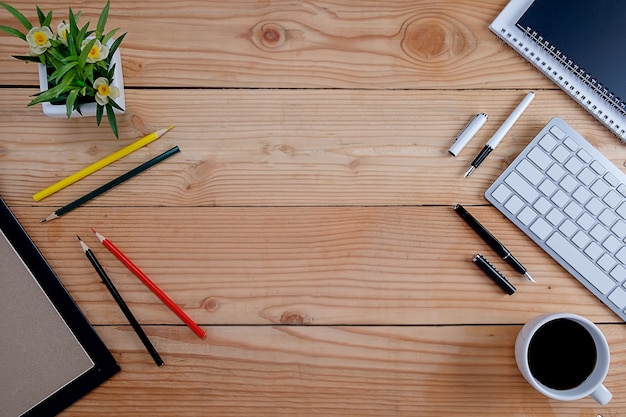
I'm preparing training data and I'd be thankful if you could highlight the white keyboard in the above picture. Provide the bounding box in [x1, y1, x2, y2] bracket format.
[485, 117, 626, 320]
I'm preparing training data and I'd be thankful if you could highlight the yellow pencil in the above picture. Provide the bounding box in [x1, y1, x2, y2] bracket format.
[33, 126, 175, 201]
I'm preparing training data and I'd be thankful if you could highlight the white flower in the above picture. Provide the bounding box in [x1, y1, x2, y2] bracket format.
[56, 22, 69, 46]
[93, 77, 119, 106]
[81, 38, 108, 63]
[26, 26, 54, 55]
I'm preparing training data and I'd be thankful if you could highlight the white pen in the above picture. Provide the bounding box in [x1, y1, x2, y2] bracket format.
[464, 91, 535, 177]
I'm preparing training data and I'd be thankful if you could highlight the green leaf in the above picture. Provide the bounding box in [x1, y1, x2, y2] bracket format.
[0, 2, 32, 31]
[76, 22, 90, 46]
[0, 24, 25, 40]
[106, 103, 119, 138]
[96, 0, 110, 38]
[65, 89, 79, 118]
[49, 61, 78, 83]
[43, 10, 52, 27]
[96, 103, 104, 126]
[109, 97, 124, 112]
[35, 6, 44, 26]
[106, 32, 126, 62]
[101, 27, 119, 46]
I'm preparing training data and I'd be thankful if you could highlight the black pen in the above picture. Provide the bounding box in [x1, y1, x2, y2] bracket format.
[473, 254, 516, 295]
[454, 204, 535, 282]
[78, 236, 164, 366]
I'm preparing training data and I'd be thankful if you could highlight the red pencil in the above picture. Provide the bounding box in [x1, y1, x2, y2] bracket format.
[91, 228, 206, 339]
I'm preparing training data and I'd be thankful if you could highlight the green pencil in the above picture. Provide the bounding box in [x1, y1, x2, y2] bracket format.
[42, 146, 180, 222]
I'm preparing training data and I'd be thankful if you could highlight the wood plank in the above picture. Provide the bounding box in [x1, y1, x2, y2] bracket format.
[0, 89, 620, 207]
[0, 0, 554, 89]
[60, 324, 626, 416]
[9, 206, 622, 326]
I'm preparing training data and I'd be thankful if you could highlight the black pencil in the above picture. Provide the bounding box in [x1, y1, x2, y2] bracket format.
[42, 146, 180, 222]
[77, 235, 164, 366]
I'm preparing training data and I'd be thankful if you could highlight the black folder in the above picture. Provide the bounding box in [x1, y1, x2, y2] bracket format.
[0, 197, 119, 417]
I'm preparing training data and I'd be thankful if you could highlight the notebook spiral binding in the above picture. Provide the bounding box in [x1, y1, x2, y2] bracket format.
[519, 26, 626, 117]
[493, 25, 626, 143]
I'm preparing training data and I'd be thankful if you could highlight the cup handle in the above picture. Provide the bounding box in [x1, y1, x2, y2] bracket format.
[590, 384, 612, 405]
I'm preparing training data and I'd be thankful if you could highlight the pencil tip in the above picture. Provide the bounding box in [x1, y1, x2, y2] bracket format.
[40, 219, 47, 223]
[90, 227, 97, 234]
[76, 235, 82, 241]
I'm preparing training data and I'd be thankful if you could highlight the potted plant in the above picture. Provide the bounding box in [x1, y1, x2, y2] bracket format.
[0, 1, 126, 138]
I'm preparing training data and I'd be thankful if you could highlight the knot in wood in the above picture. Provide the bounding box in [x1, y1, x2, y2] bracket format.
[201, 297, 220, 312]
[401, 15, 475, 65]
[280, 311, 310, 324]
[251, 21, 287, 50]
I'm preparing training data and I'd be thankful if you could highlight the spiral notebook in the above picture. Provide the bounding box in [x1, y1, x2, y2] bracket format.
[490, 0, 626, 142]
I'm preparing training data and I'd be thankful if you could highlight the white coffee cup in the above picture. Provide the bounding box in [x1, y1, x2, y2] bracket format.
[515, 312, 611, 405]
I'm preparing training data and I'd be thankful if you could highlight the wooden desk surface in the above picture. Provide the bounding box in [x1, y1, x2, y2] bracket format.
[2, 1, 626, 415]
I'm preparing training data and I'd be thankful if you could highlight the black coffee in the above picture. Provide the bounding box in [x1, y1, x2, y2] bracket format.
[528, 318, 597, 390]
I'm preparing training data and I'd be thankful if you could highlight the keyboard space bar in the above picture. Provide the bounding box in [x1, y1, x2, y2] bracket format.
[546, 233, 615, 295]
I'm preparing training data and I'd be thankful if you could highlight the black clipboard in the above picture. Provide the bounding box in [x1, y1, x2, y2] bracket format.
[0, 197, 119, 417]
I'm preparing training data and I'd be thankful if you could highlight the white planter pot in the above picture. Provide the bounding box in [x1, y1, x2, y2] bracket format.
[37, 41, 125, 118]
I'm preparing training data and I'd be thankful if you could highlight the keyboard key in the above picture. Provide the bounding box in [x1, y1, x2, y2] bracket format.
[608, 287, 626, 309]
[530, 217, 553, 240]
[572, 231, 590, 248]
[517, 207, 537, 226]
[559, 219, 578, 237]
[527, 148, 552, 170]
[546, 233, 615, 295]
[584, 242, 603, 261]
[602, 235, 622, 253]
[598, 254, 617, 272]
[539, 179, 557, 197]
[591, 160, 606, 175]
[565, 156, 584, 175]
[598, 209, 617, 227]
[590, 224, 609, 242]
[490, 184, 512, 204]
[576, 213, 595, 231]
[539, 133, 558, 151]
[546, 208, 565, 226]
[547, 164, 566, 181]
[572, 186, 591, 204]
[591, 179, 610, 198]
[552, 145, 570, 163]
[611, 265, 626, 282]
[551, 190, 569, 208]
[616, 248, 626, 264]
[577, 149, 592, 163]
[585, 197, 604, 216]
[533, 197, 552, 215]
[617, 202, 626, 220]
[560, 175, 578, 193]
[563, 137, 579, 151]
[504, 195, 525, 215]
[505, 172, 539, 203]
[603, 190, 622, 208]
[604, 172, 619, 187]
[611, 220, 626, 239]
[564, 201, 583, 219]
[517, 159, 544, 185]
[550, 125, 566, 139]
[577, 167, 596, 186]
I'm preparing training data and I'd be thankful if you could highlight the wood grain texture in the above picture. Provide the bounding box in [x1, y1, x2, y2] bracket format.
[0, 89, 621, 207]
[0, 0, 554, 89]
[9, 205, 624, 326]
[61, 325, 626, 416]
